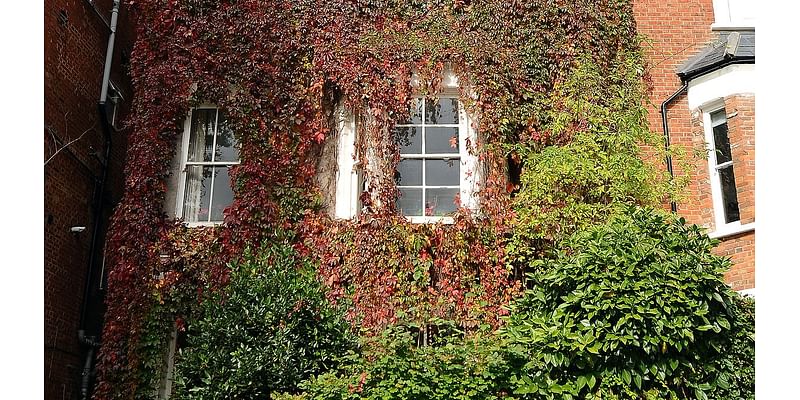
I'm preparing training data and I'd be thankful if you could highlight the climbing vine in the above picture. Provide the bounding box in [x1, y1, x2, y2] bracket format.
[95, 0, 679, 398]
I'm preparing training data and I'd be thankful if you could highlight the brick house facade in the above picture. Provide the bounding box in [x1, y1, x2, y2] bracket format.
[44, 0, 134, 398]
[43, 1, 754, 397]
[632, 0, 755, 293]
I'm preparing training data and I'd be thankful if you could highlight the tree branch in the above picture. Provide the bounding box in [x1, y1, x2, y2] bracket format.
[44, 124, 95, 167]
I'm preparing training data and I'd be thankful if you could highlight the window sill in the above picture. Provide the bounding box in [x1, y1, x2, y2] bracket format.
[708, 222, 755, 239]
[406, 216, 455, 224]
[182, 221, 224, 228]
[711, 23, 755, 31]
[737, 287, 756, 298]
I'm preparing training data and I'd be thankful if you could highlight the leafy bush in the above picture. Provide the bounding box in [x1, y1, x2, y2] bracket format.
[507, 56, 680, 248]
[275, 325, 517, 400]
[502, 207, 753, 399]
[276, 208, 754, 400]
[709, 295, 755, 400]
[171, 242, 355, 399]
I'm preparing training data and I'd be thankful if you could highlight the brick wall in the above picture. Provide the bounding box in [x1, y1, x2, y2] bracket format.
[718, 230, 755, 291]
[724, 95, 755, 226]
[44, 0, 134, 398]
[632, 0, 755, 291]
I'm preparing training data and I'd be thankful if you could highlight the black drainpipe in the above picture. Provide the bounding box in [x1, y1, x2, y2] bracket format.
[78, 1, 120, 399]
[660, 81, 687, 213]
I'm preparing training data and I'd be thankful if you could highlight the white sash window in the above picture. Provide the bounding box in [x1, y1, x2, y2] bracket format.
[176, 107, 239, 225]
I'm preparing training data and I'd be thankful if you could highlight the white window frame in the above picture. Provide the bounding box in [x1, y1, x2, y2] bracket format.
[333, 71, 480, 224]
[701, 100, 753, 238]
[395, 94, 478, 224]
[711, 0, 755, 30]
[174, 105, 240, 226]
[334, 106, 361, 220]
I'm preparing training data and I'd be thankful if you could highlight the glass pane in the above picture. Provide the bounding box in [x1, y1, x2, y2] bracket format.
[215, 113, 239, 162]
[425, 97, 459, 125]
[395, 127, 421, 154]
[719, 166, 740, 223]
[713, 122, 732, 164]
[396, 159, 422, 186]
[425, 188, 459, 216]
[210, 166, 234, 221]
[425, 159, 460, 186]
[425, 127, 459, 154]
[188, 109, 216, 162]
[182, 166, 212, 222]
[398, 188, 423, 216]
[401, 98, 423, 124]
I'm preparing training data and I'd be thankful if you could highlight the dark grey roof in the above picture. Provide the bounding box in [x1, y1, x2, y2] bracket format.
[677, 31, 755, 80]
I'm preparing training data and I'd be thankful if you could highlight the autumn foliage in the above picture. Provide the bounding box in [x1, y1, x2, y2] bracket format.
[95, 0, 679, 398]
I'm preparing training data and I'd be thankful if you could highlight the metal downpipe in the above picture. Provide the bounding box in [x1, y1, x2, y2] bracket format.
[660, 82, 688, 213]
[78, 1, 121, 399]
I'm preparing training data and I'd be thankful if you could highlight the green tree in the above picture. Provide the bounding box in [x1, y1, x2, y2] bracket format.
[172, 242, 355, 399]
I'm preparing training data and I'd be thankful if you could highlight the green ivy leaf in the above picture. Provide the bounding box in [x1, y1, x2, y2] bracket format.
[621, 370, 631, 385]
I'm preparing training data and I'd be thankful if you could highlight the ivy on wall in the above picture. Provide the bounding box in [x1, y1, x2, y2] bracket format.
[94, 1, 680, 398]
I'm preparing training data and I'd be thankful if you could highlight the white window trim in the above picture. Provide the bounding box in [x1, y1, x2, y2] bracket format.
[405, 70, 479, 224]
[711, 0, 756, 30]
[334, 107, 360, 220]
[707, 222, 754, 239]
[686, 65, 755, 111]
[737, 287, 756, 298]
[701, 100, 745, 237]
[395, 95, 477, 223]
[175, 105, 240, 227]
[334, 70, 480, 224]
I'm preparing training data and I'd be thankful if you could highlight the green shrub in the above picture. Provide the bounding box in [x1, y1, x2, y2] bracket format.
[709, 295, 755, 400]
[280, 325, 517, 400]
[502, 207, 753, 400]
[507, 55, 679, 248]
[171, 242, 355, 399]
[277, 207, 754, 400]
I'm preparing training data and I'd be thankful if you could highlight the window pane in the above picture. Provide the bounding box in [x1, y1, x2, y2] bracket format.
[182, 166, 212, 222]
[425, 188, 459, 216]
[188, 109, 216, 162]
[713, 122, 732, 164]
[425, 97, 459, 125]
[425, 127, 459, 154]
[398, 188, 423, 216]
[719, 166, 741, 223]
[215, 114, 239, 162]
[210, 166, 234, 221]
[395, 127, 421, 154]
[401, 98, 423, 124]
[425, 159, 460, 186]
[396, 159, 422, 186]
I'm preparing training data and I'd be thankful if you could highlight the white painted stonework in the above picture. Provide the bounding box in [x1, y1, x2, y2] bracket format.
[334, 107, 360, 220]
[687, 64, 755, 110]
[711, 0, 755, 30]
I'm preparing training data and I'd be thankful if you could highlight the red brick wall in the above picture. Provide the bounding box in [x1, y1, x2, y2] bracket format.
[718, 231, 755, 291]
[695, 94, 755, 291]
[724, 95, 755, 226]
[44, 1, 134, 398]
[632, 0, 755, 291]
